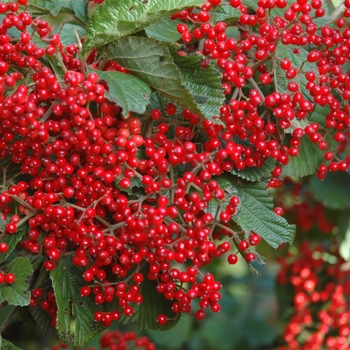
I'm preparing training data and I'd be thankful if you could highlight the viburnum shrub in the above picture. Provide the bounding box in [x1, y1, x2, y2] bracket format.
[0, 0, 349, 348]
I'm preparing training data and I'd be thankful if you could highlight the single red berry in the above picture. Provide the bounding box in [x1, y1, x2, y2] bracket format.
[227, 254, 238, 264]
[157, 314, 167, 325]
[5, 273, 15, 285]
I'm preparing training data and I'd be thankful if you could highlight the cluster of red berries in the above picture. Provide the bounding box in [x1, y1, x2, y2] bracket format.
[0, 0, 265, 330]
[51, 330, 156, 350]
[174, 0, 350, 182]
[277, 241, 350, 350]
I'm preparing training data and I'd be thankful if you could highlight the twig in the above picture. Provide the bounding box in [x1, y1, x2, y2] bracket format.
[0, 306, 18, 335]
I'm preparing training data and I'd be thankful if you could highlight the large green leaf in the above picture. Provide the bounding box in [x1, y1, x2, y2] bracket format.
[274, 43, 318, 101]
[104, 36, 222, 120]
[230, 158, 275, 182]
[168, 45, 225, 122]
[82, 0, 203, 54]
[282, 136, 324, 178]
[233, 180, 295, 248]
[50, 258, 105, 347]
[138, 266, 179, 331]
[0, 257, 33, 306]
[145, 18, 182, 42]
[92, 69, 151, 116]
[309, 172, 350, 210]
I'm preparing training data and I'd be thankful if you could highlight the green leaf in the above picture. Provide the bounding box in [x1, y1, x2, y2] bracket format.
[82, 0, 204, 54]
[50, 258, 106, 347]
[29, 0, 73, 16]
[233, 180, 295, 248]
[309, 104, 330, 127]
[168, 45, 225, 122]
[309, 172, 350, 210]
[214, 4, 241, 24]
[149, 91, 171, 115]
[0, 225, 26, 264]
[104, 36, 222, 119]
[275, 43, 318, 101]
[29, 267, 59, 339]
[241, 0, 259, 10]
[145, 18, 182, 42]
[0, 337, 23, 350]
[0, 257, 33, 306]
[70, 0, 88, 22]
[282, 136, 324, 178]
[58, 23, 86, 46]
[230, 158, 275, 182]
[138, 267, 180, 330]
[91, 68, 151, 116]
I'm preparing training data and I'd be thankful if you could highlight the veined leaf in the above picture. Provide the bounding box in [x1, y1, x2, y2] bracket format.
[145, 18, 182, 42]
[233, 180, 295, 248]
[29, 267, 59, 339]
[138, 266, 180, 330]
[104, 36, 222, 120]
[168, 45, 225, 122]
[214, 5, 241, 24]
[82, 0, 203, 54]
[0, 257, 33, 306]
[282, 136, 324, 178]
[91, 68, 151, 116]
[230, 158, 275, 182]
[29, 0, 74, 17]
[50, 258, 105, 347]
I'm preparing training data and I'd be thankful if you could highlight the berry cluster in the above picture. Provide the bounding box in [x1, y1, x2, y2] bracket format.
[174, 0, 350, 183]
